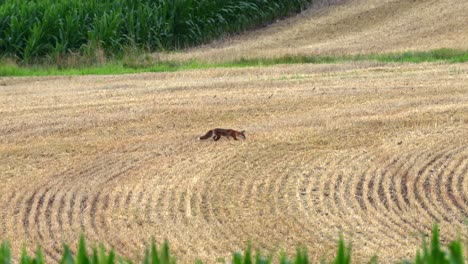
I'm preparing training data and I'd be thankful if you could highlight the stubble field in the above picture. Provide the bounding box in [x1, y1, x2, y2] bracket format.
[1, 61, 467, 263]
[2, 0, 468, 262]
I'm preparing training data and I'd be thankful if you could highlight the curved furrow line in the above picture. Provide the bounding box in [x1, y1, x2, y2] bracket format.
[104, 188, 137, 259]
[198, 189, 214, 230]
[188, 188, 200, 220]
[299, 154, 352, 243]
[27, 162, 100, 260]
[340, 151, 391, 245]
[412, 148, 455, 224]
[134, 187, 149, 241]
[337, 151, 410, 247]
[106, 190, 128, 251]
[333, 174, 345, 216]
[17, 160, 107, 255]
[176, 190, 189, 227]
[136, 190, 144, 207]
[456, 159, 468, 208]
[25, 186, 62, 262]
[154, 187, 177, 233]
[144, 191, 153, 224]
[332, 151, 367, 216]
[315, 154, 350, 221]
[207, 157, 253, 250]
[11, 193, 28, 248]
[394, 148, 425, 208]
[248, 150, 313, 239]
[1, 192, 16, 237]
[254, 173, 268, 220]
[261, 152, 313, 245]
[309, 152, 368, 242]
[396, 148, 443, 233]
[421, 148, 461, 223]
[365, 170, 378, 209]
[355, 168, 368, 211]
[259, 154, 314, 251]
[69, 151, 154, 256]
[99, 193, 113, 244]
[22, 190, 38, 237]
[79, 194, 89, 232]
[366, 153, 427, 242]
[186, 185, 223, 258]
[236, 151, 273, 213]
[406, 145, 463, 233]
[194, 173, 217, 226]
[142, 186, 177, 246]
[202, 151, 260, 240]
[123, 186, 152, 259]
[82, 152, 161, 253]
[295, 153, 330, 218]
[387, 152, 415, 213]
[143, 177, 186, 254]
[160, 187, 179, 225]
[154, 148, 232, 247]
[377, 158, 400, 211]
[294, 156, 341, 246]
[151, 186, 166, 226]
[446, 154, 468, 216]
[320, 152, 375, 241]
[309, 156, 336, 216]
[33, 189, 49, 241]
[296, 161, 318, 215]
[65, 190, 86, 243]
[56, 188, 81, 248]
[90, 192, 101, 238]
[433, 148, 467, 223]
[358, 156, 409, 244]
[383, 152, 428, 237]
[165, 189, 191, 251]
[125, 190, 133, 209]
[34, 154, 126, 251]
[57, 194, 66, 234]
[44, 192, 65, 257]
[28, 166, 97, 243]
[343, 175, 385, 246]
[67, 192, 77, 231]
[212, 148, 294, 252]
[114, 189, 122, 209]
[86, 155, 159, 252]
[153, 151, 235, 255]
[120, 185, 135, 249]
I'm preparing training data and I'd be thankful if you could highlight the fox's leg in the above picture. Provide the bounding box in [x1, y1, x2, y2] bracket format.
[232, 134, 238, 140]
[213, 135, 220, 141]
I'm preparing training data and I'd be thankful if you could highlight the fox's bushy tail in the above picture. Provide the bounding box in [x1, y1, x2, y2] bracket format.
[199, 130, 213, 140]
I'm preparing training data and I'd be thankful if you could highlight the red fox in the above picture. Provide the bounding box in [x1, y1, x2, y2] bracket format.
[199, 128, 246, 141]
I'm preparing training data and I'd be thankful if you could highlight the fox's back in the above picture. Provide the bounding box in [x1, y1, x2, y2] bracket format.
[213, 128, 232, 136]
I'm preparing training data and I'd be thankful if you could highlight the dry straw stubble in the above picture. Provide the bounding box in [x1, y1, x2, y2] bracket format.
[0, 62, 467, 263]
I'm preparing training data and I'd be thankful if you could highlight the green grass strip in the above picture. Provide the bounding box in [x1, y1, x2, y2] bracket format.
[1, 49, 466, 77]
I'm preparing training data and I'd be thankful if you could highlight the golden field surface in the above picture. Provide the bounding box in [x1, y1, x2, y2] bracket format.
[163, 0, 468, 62]
[1, 62, 467, 263]
[1, 0, 468, 263]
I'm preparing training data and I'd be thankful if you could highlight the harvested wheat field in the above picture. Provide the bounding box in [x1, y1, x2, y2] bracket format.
[162, 0, 468, 62]
[1, 62, 467, 262]
[1, 0, 468, 263]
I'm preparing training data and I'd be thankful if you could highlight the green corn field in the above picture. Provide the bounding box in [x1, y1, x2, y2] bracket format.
[0, 0, 312, 62]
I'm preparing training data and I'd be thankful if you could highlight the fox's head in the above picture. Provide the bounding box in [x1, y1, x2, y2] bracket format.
[240, 130, 246, 139]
